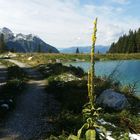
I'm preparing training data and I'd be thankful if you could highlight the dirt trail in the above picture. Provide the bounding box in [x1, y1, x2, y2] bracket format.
[0, 60, 59, 140]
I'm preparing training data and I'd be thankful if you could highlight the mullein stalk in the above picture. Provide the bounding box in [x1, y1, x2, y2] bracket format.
[88, 70, 91, 101]
[76, 18, 106, 140]
[88, 18, 97, 106]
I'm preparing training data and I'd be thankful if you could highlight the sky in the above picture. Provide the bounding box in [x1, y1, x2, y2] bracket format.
[0, 0, 140, 48]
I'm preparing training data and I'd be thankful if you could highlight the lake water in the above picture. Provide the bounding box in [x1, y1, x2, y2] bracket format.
[65, 60, 140, 97]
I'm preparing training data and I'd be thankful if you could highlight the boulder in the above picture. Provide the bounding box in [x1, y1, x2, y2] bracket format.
[129, 133, 140, 140]
[0, 104, 9, 110]
[96, 89, 129, 110]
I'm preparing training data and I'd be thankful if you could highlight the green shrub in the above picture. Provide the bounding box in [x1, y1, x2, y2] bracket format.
[38, 63, 85, 78]
[47, 79, 88, 113]
[1, 79, 25, 99]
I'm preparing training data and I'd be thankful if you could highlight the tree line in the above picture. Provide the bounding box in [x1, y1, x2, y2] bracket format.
[0, 33, 6, 53]
[109, 28, 140, 53]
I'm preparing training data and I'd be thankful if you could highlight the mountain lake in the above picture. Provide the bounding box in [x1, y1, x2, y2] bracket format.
[65, 60, 140, 97]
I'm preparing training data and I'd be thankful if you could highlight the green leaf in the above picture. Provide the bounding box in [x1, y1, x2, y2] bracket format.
[68, 135, 79, 140]
[77, 128, 82, 139]
[85, 129, 96, 140]
[84, 113, 91, 116]
[86, 118, 92, 123]
[93, 112, 99, 116]
[93, 123, 100, 129]
[77, 123, 89, 138]
[58, 135, 68, 140]
[82, 109, 91, 113]
[49, 135, 59, 140]
[91, 106, 95, 110]
[96, 107, 102, 111]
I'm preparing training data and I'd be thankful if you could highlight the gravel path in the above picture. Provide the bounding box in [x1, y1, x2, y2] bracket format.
[0, 60, 59, 140]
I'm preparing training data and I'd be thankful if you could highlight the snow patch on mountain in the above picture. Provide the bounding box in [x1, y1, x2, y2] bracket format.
[0, 27, 59, 53]
[15, 33, 27, 41]
[0, 27, 14, 41]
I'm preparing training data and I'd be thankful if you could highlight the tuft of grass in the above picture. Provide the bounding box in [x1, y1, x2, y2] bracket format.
[101, 110, 140, 135]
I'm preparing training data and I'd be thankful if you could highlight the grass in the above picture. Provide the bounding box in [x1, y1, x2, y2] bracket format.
[0, 60, 27, 97]
[36, 63, 85, 78]
[102, 110, 140, 137]
[0, 59, 28, 81]
[0, 60, 27, 119]
[6, 52, 140, 66]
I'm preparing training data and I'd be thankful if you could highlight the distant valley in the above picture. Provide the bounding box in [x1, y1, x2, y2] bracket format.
[59, 46, 109, 54]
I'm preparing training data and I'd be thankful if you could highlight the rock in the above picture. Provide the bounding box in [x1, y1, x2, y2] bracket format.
[27, 57, 33, 60]
[7, 52, 17, 58]
[96, 89, 129, 110]
[48, 60, 53, 63]
[129, 133, 140, 140]
[1, 104, 9, 110]
[106, 136, 115, 140]
[54, 73, 81, 82]
[9, 99, 13, 103]
[55, 59, 61, 63]
[98, 119, 116, 128]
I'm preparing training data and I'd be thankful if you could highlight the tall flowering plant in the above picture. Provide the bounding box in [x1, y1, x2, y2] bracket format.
[68, 18, 106, 140]
[88, 17, 97, 105]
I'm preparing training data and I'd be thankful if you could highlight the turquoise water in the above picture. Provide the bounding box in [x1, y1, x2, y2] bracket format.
[65, 60, 140, 97]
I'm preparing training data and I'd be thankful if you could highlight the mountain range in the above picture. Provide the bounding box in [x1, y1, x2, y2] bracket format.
[59, 46, 109, 54]
[0, 27, 59, 53]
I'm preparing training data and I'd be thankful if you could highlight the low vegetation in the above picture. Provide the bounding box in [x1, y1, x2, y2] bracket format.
[0, 60, 27, 119]
[2, 53, 139, 67]
[44, 63, 140, 139]
[37, 63, 85, 78]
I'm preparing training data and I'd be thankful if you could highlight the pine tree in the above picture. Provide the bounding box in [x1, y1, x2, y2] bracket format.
[48, 48, 52, 53]
[0, 34, 6, 53]
[38, 44, 42, 53]
[109, 28, 140, 53]
[76, 48, 80, 54]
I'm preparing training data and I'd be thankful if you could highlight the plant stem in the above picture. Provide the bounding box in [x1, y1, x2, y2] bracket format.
[90, 18, 97, 105]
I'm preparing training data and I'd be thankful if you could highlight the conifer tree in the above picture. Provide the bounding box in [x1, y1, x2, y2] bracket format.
[109, 28, 140, 53]
[76, 47, 80, 54]
[0, 34, 6, 53]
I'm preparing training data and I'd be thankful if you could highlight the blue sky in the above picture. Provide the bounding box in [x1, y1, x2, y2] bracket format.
[0, 0, 140, 48]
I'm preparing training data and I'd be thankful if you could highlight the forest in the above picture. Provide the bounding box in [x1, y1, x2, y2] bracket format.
[109, 28, 140, 53]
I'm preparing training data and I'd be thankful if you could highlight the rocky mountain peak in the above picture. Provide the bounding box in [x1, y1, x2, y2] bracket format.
[0, 27, 59, 53]
[0, 27, 14, 41]
[0, 27, 13, 34]
[15, 33, 26, 40]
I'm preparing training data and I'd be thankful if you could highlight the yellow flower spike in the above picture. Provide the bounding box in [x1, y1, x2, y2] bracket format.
[89, 17, 98, 106]
[87, 70, 90, 97]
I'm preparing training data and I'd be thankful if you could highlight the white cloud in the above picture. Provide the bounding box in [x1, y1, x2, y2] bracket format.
[0, 0, 139, 48]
